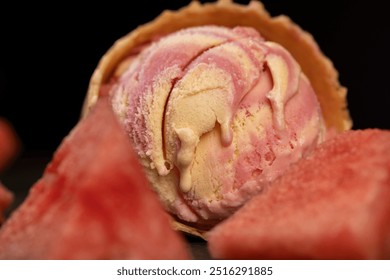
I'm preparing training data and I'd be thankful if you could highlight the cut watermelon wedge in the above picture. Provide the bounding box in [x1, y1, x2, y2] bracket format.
[0, 183, 13, 225]
[208, 129, 390, 259]
[0, 98, 190, 259]
[0, 118, 20, 172]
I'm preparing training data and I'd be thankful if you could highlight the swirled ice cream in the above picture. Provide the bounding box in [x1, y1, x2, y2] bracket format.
[106, 25, 326, 226]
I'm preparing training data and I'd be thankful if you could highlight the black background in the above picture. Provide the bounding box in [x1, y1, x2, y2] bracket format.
[1, 0, 389, 157]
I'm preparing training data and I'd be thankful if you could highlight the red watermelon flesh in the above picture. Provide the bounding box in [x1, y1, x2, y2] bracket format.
[0, 98, 190, 259]
[0, 118, 20, 172]
[0, 183, 13, 225]
[208, 129, 390, 259]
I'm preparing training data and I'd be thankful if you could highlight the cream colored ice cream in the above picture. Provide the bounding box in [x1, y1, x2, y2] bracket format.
[108, 25, 325, 226]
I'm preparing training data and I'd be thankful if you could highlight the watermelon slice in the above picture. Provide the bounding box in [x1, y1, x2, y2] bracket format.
[0, 183, 13, 225]
[0, 98, 190, 259]
[0, 118, 20, 172]
[208, 129, 390, 259]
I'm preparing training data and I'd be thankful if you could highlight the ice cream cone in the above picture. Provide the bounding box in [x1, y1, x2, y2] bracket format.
[82, 0, 351, 238]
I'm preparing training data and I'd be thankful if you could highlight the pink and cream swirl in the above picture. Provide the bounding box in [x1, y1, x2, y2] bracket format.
[108, 26, 325, 225]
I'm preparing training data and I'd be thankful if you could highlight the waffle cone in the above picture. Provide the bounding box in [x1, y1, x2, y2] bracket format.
[82, 0, 351, 238]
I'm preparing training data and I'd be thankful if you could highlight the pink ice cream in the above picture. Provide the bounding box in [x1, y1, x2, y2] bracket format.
[107, 26, 326, 225]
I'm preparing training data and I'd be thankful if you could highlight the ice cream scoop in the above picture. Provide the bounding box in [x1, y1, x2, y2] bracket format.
[108, 25, 325, 226]
[83, 0, 351, 236]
